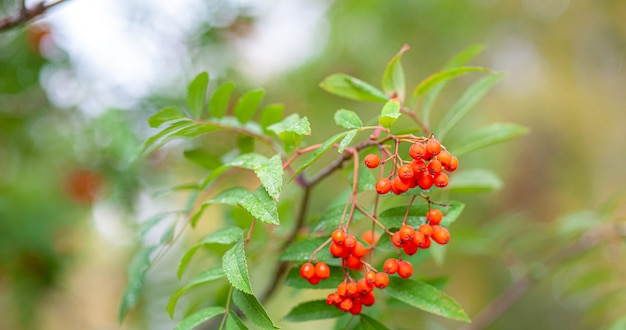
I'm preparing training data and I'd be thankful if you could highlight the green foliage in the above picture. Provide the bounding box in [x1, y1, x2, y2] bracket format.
[222, 239, 253, 294]
[118, 246, 156, 322]
[232, 289, 279, 329]
[320, 73, 388, 102]
[187, 72, 209, 118]
[174, 306, 225, 330]
[283, 300, 345, 322]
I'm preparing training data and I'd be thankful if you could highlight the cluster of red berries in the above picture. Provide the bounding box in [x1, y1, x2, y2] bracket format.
[325, 270, 388, 314]
[299, 261, 331, 285]
[364, 137, 458, 195]
[391, 208, 450, 258]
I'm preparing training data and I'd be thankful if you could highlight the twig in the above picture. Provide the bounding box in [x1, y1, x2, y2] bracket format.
[0, 0, 69, 32]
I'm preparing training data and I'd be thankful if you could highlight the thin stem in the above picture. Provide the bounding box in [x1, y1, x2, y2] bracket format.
[218, 286, 235, 330]
[400, 107, 429, 133]
[309, 237, 333, 263]
[282, 143, 322, 170]
[355, 203, 393, 236]
[0, 0, 69, 32]
[402, 195, 417, 225]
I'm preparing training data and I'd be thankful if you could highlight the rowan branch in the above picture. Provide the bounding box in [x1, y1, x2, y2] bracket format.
[0, 0, 69, 32]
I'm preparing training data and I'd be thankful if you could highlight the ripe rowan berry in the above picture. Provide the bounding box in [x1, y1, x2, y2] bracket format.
[434, 172, 448, 188]
[346, 255, 363, 270]
[337, 281, 347, 296]
[375, 178, 392, 194]
[365, 271, 376, 285]
[403, 241, 419, 255]
[346, 281, 358, 297]
[428, 159, 443, 175]
[409, 142, 426, 160]
[437, 150, 452, 167]
[397, 260, 414, 279]
[397, 164, 414, 182]
[352, 242, 367, 258]
[411, 159, 427, 175]
[360, 291, 376, 306]
[315, 262, 331, 279]
[374, 272, 389, 289]
[299, 262, 315, 279]
[392, 176, 410, 194]
[307, 275, 321, 285]
[391, 231, 404, 248]
[327, 292, 341, 305]
[330, 242, 349, 258]
[383, 258, 399, 274]
[417, 173, 434, 190]
[444, 156, 458, 172]
[413, 231, 426, 247]
[349, 299, 362, 315]
[364, 154, 380, 169]
[339, 298, 353, 312]
[357, 278, 374, 295]
[431, 225, 450, 245]
[426, 139, 441, 156]
[426, 209, 443, 225]
[344, 235, 357, 251]
[361, 230, 379, 246]
[332, 229, 346, 245]
[418, 223, 433, 237]
[422, 236, 432, 248]
[399, 225, 415, 241]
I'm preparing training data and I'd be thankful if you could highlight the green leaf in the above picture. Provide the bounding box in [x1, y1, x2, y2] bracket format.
[292, 131, 349, 177]
[190, 187, 251, 227]
[260, 103, 284, 130]
[138, 212, 178, 239]
[422, 44, 485, 125]
[140, 120, 192, 155]
[334, 109, 363, 129]
[382, 44, 409, 100]
[238, 187, 279, 225]
[167, 267, 226, 317]
[312, 205, 364, 233]
[283, 300, 345, 322]
[174, 306, 225, 330]
[347, 163, 376, 192]
[386, 277, 470, 322]
[183, 149, 222, 170]
[255, 154, 283, 201]
[118, 246, 156, 322]
[230, 153, 268, 169]
[232, 289, 278, 329]
[209, 81, 236, 118]
[450, 123, 529, 156]
[187, 72, 209, 119]
[222, 240, 253, 294]
[359, 314, 392, 330]
[437, 72, 504, 140]
[378, 100, 401, 128]
[284, 265, 345, 289]
[267, 114, 311, 149]
[225, 311, 248, 330]
[178, 227, 244, 278]
[378, 201, 464, 229]
[320, 73, 388, 102]
[148, 106, 187, 128]
[448, 169, 503, 193]
[337, 129, 358, 153]
[413, 67, 491, 98]
[279, 237, 333, 262]
[237, 134, 255, 154]
[234, 89, 264, 123]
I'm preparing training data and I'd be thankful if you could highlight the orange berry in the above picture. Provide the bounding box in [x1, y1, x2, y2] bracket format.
[445, 156, 458, 172]
[403, 240, 419, 255]
[426, 139, 441, 156]
[346, 281, 358, 297]
[344, 235, 357, 251]
[417, 173, 434, 190]
[383, 258, 399, 274]
[332, 229, 346, 244]
[431, 225, 450, 245]
[339, 298, 353, 311]
[365, 271, 376, 285]
[346, 255, 363, 270]
[391, 231, 404, 248]
[418, 223, 433, 237]
[364, 154, 380, 169]
[357, 278, 374, 295]
[327, 292, 341, 305]
[399, 225, 415, 241]
[398, 164, 414, 182]
[375, 178, 392, 194]
[411, 159, 427, 175]
[409, 142, 426, 159]
[361, 230, 380, 246]
[422, 236, 432, 248]
[307, 275, 321, 285]
[360, 291, 376, 306]
[330, 241, 349, 258]
[315, 262, 330, 279]
[349, 299, 362, 315]
[437, 150, 452, 167]
[337, 281, 347, 296]
[426, 209, 443, 225]
[397, 260, 414, 278]
[413, 231, 426, 247]
[374, 272, 389, 289]
[428, 159, 443, 175]
[434, 172, 448, 188]
[392, 176, 410, 194]
[352, 242, 367, 258]
[299, 262, 315, 279]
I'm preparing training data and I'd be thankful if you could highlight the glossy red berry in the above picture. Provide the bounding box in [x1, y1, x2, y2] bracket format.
[413, 231, 426, 247]
[431, 225, 450, 245]
[411, 159, 427, 175]
[391, 231, 404, 248]
[374, 272, 389, 289]
[346, 255, 363, 270]
[445, 156, 458, 172]
[330, 242, 349, 258]
[315, 262, 330, 279]
[434, 172, 448, 188]
[352, 242, 367, 258]
[349, 299, 362, 315]
[397, 260, 414, 279]
[344, 235, 357, 251]
[403, 240, 419, 255]
[307, 275, 321, 285]
[357, 278, 374, 295]
[392, 176, 410, 194]
[337, 281, 347, 296]
[397, 164, 414, 182]
[361, 230, 379, 246]
[426, 209, 443, 225]
[327, 292, 341, 305]
[365, 271, 376, 285]
[346, 281, 358, 297]
[364, 154, 380, 169]
[361, 291, 376, 306]
[383, 258, 399, 274]
[339, 298, 353, 312]
[417, 173, 434, 190]
[426, 139, 441, 156]
[299, 262, 315, 279]
[375, 178, 392, 194]
[428, 159, 443, 175]
[399, 225, 415, 241]
[418, 223, 433, 237]
[437, 150, 452, 167]
[332, 229, 346, 244]
[409, 142, 426, 160]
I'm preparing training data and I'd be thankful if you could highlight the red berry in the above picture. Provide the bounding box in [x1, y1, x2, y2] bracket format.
[409, 142, 426, 160]
[346, 281, 358, 297]
[327, 292, 341, 305]
[431, 225, 450, 245]
[337, 281, 347, 296]
[391, 231, 404, 248]
[339, 298, 353, 311]
[418, 223, 433, 237]
[397, 260, 414, 278]
[411, 159, 427, 175]
[374, 272, 389, 289]
[399, 225, 415, 241]
[426, 209, 443, 225]
[413, 231, 426, 247]
[361, 230, 379, 246]
[349, 299, 362, 315]
[383, 258, 399, 274]
[427, 159, 443, 175]
[361, 291, 376, 306]
[365, 271, 376, 285]
[403, 240, 419, 255]
[437, 150, 452, 167]
[330, 242, 349, 258]
[357, 278, 374, 295]
[299, 262, 315, 279]
[344, 235, 357, 251]
[332, 229, 346, 244]
[352, 242, 367, 258]
[417, 173, 434, 190]
[398, 165, 414, 182]
[422, 236, 432, 248]
[364, 154, 380, 169]
[445, 156, 458, 172]
[375, 178, 392, 194]
[426, 139, 441, 156]
[345, 255, 363, 270]
[315, 262, 331, 279]
[434, 172, 448, 188]
[392, 176, 410, 194]
[307, 275, 321, 285]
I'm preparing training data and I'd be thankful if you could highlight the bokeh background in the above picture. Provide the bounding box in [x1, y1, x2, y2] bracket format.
[1, 0, 625, 329]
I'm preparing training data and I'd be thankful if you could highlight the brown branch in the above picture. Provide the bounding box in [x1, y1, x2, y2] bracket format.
[0, 0, 69, 32]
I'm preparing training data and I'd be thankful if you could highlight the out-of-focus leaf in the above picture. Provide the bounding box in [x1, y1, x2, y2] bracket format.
[190, 187, 250, 227]
[238, 186, 279, 225]
[437, 72, 504, 140]
[450, 123, 529, 156]
[222, 240, 253, 294]
[292, 131, 348, 177]
[284, 265, 344, 289]
[174, 306, 225, 330]
[148, 106, 187, 128]
[209, 81, 236, 118]
[237, 134, 255, 154]
[167, 267, 225, 317]
[337, 129, 358, 153]
[386, 277, 470, 322]
[186, 72, 209, 119]
[234, 89, 264, 123]
[378, 201, 464, 229]
[378, 99, 401, 128]
[447, 169, 502, 193]
[334, 109, 363, 129]
[118, 246, 157, 322]
[138, 212, 178, 239]
[177, 226, 244, 278]
[183, 149, 222, 170]
[232, 289, 278, 329]
[413, 67, 491, 98]
[312, 204, 364, 233]
[279, 237, 333, 262]
[382, 44, 409, 101]
[320, 73, 388, 102]
[359, 314, 392, 330]
[283, 300, 345, 322]
[260, 103, 284, 130]
[225, 311, 248, 330]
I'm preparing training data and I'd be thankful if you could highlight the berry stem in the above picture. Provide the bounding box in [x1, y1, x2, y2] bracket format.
[354, 203, 394, 236]
[402, 195, 417, 226]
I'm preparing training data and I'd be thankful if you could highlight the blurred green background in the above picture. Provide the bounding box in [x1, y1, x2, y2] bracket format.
[0, 0, 625, 329]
